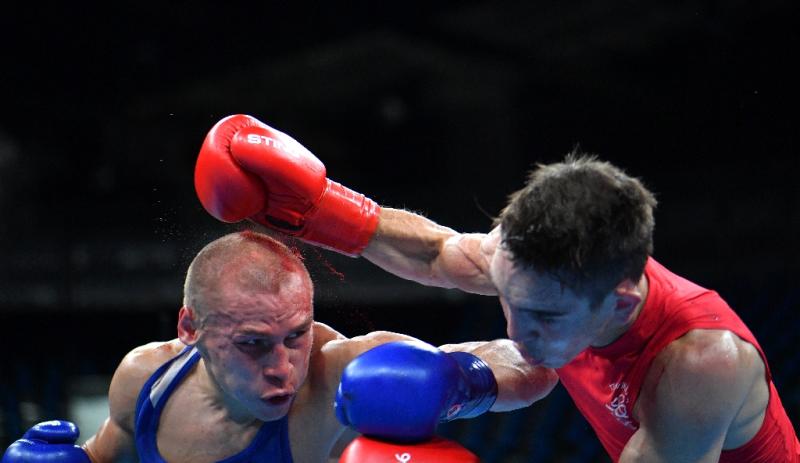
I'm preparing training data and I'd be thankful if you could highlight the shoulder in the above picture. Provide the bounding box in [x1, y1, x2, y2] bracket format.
[642, 329, 762, 424]
[308, 324, 417, 389]
[311, 321, 346, 351]
[107, 339, 186, 431]
[316, 326, 413, 374]
[659, 329, 762, 385]
[113, 339, 187, 390]
[294, 324, 413, 432]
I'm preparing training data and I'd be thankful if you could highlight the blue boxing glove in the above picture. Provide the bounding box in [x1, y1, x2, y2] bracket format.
[335, 340, 498, 442]
[2, 420, 91, 463]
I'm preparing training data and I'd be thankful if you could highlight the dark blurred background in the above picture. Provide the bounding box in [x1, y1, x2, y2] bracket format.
[0, 1, 797, 461]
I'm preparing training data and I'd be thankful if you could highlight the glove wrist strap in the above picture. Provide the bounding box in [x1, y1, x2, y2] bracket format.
[441, 352, 498, 421]
[302, 179, 380, 256]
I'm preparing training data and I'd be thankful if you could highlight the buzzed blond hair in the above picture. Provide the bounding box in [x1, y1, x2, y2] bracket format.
[183, 231, 312, 319]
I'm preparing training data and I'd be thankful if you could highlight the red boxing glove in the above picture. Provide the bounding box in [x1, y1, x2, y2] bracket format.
[195, 114, 380, 256]
[340, 436, 480, 463]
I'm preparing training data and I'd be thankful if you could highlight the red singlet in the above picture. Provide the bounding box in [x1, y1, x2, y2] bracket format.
[557, 258, 799, 462]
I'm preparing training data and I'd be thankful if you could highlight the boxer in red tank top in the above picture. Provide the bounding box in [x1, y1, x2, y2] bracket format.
[358, 159, 800, 461]
[202, 118, 799, 462]
[557, 258, 799, 462]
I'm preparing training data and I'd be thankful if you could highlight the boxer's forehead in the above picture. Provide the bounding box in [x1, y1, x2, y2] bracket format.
[203, 268, 311, 308]
[200, 279, 313, 329]
[491, 248, 586, 312]
[202, 301, 312, 334]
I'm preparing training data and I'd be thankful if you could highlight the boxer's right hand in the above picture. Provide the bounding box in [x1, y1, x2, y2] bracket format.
[194, 114, 380, 256]
[340, 435, 480, 463]
[2, 420, 91, 463]
[335, 341, 497, 443]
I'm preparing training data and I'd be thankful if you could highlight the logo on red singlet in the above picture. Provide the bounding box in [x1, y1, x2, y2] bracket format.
[395, 452, 411, 462]
[605, 382, 637, 430]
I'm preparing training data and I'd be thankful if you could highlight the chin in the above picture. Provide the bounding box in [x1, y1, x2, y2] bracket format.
[538, 354, 571, 369]
[255, 405, 291, 422]
[542, 360, 565, 369]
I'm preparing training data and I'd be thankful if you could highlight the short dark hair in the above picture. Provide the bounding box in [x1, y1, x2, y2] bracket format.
[496, 151, 657, 306]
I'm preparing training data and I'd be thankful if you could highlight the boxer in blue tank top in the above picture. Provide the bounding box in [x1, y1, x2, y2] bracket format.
[133, 345, 292, 462]
[4, 231, 556, 463]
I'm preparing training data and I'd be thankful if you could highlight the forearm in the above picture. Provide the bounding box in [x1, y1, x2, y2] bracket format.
[362, 208, 457, 286]
[440, 339, 559, 412]
[82, 417, 136, 463]
[363, 208, 497, 294]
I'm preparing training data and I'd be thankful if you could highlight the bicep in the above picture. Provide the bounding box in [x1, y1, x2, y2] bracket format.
[82, 365, 138, 461]
[318, 330, 420, 391]
[621, 421, 728, 463]
[620, 332, 757, 463]
[84, 342, 169, 462]
[83, 416, 136, 463]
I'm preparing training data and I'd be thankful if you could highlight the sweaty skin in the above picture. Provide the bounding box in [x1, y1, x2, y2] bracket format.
[77, 230, 556, 462]
[361, 207, 772, 463]
[82, 315, 554, 463]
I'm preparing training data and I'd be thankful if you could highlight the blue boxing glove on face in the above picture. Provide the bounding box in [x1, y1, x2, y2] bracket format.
[334, 340, 498, 442]
[2, 420, 91, 463]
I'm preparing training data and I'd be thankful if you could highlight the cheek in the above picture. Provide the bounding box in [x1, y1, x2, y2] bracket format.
[553, 318, 600, 351]
[211, 349, 260, 385]
[503, 311, 525, 339]
[536, 320, 585, 348]
[289, 345, 312, 379]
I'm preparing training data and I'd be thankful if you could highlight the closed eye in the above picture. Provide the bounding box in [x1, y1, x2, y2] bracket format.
[521, 310, 563, 324]
[236, 338, 269, 349]
[534, 314, 558, 323]
[285, 329, 309, 346]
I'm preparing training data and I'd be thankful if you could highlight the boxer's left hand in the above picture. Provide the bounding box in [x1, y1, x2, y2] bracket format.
[335, 341, 497, 442]
[2, 420, 91, 463]
[339, 435, 480, 462]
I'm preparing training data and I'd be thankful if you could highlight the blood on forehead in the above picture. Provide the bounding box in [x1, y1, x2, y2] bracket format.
[195, 247, 312, 320]
[210, 239, 310, 290]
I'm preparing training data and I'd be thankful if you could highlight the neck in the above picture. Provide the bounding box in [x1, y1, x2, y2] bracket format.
[196, 357, 261, 426]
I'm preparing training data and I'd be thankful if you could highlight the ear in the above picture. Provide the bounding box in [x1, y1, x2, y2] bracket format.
[177, 306, 199, 345]
[612, 278, 643, 318]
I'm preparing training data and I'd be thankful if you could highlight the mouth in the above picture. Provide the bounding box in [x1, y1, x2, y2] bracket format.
[520, 351, 545, 366]
[262, 393, 294, 406]
[527, 357, 545, 367]
[523, 352, 547, 367]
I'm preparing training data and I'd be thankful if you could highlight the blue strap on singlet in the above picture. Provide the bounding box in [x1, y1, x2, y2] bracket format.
[133, 345, 293, 462]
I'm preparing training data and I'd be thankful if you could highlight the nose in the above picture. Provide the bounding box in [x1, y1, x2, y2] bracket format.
[507, 323, 542, 357]
[506, 320, 540, 343]
[262, 343, 292, 387]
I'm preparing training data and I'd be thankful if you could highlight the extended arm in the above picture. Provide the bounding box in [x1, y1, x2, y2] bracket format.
[439, 339, 558, 412]
[0, 343, 165, 463]
[362, 208, 499, 295]
[327, 330, 557, 442]
[84, 342, 174, 462]
[194, 115, 499, 295]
